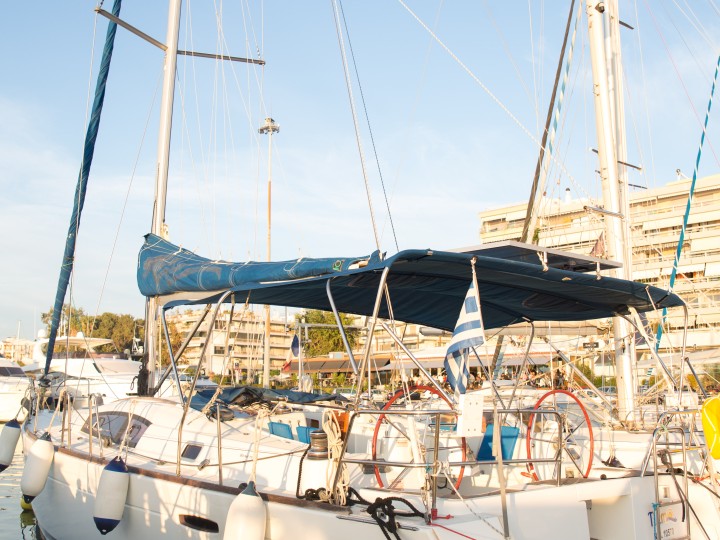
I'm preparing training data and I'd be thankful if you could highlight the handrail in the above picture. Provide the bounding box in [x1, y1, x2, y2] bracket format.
[216, 403, 224, 486]
[331, 404, 566, 504]
[639, 409, 702, 475]
[379, 322, 454, 405]
[651, 426, 691, 540]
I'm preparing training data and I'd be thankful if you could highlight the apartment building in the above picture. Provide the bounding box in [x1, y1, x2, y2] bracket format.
[478, 174, 720, 351]
[166, 307, 294, 382]
[0, 338, 35, 363]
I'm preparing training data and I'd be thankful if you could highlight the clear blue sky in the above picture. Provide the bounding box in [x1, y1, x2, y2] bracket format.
[1, 1, 719, 340]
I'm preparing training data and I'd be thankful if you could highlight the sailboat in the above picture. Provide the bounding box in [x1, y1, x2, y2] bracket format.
[13, 1, 720, 539]
[0, 354, 31, 423]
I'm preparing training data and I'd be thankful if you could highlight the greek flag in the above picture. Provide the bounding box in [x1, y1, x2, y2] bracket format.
[444, 280, 485, 402]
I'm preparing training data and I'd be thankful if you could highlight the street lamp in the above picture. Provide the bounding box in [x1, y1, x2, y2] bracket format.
[259, 117, 279, 388]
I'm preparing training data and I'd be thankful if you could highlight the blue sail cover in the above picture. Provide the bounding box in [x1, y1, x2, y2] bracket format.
[44, 0, 122, 377]
[138, 233, 380, 296]
[137, 234, 684, 333]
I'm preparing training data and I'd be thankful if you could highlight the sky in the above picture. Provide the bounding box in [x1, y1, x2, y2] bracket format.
[1, 1, 720, 340]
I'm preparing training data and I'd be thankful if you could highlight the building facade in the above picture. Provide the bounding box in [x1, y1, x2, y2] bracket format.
[166, 307, 294, 383]
[0, 338, 35, 364]
[478, 174, 720, 351]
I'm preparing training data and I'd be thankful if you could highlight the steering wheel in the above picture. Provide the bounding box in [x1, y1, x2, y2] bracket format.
[525, 389, 594, 481]
[371, 385, 466, 490]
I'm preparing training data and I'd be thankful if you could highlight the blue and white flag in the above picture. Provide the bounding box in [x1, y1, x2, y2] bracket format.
[444, 280, 485, 402]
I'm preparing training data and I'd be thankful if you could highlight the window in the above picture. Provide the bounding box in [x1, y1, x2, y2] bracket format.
[81, 412, 151, 448]
[181, 443, 203, 460]
[0, 366, 26, 377]
[214, 346, 225, 355]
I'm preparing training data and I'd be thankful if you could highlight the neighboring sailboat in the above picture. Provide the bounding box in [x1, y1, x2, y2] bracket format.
[16, 2, 720, 540]
[0, 354, 31, 423]
[22, 333, 145, 409]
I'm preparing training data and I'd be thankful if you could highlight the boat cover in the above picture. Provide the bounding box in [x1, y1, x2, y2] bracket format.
[192, 386, 347, 409]
[137, 233, 684, 332]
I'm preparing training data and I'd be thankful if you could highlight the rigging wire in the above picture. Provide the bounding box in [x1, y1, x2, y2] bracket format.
[641, 0, 720, 170]
[91, 74, 163, 327]
[631, 0, 657, 188]
[480, 1, 536, 117]
[672, 0, 718, 53]
[394, 0, 586, 201]
[522, 0, 578, 243]
[379, 1, 445, 257]
[215, 0, 268, 261]
[656, 53, 720, 349]
[539, 2, 547, 137]
[661, 1, 715, 88]
[80, 8, 102, 337]
[527, 1, 540, 136]
[337, 0, 399, 252]
[709, 0, 720, 18]
[331, 0, 381, 252]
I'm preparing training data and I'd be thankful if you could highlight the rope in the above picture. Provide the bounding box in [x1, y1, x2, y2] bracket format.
[118, 400, 137, 459]
[200, 385, 224, 416]
[250, 407, 270, 483]
[438, 462, 504, 537]
[46, 388, 68, 435]
[347, 488, 425, 540]
[323, 409, 349, 505]
[430, 522, 477, 540]
[658, 450, 712, 539]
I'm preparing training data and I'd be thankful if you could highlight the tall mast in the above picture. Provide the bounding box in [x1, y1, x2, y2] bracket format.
[522, 0, 578, 244]
[145, 0, 183, 388]
[586, 0, 636, 423]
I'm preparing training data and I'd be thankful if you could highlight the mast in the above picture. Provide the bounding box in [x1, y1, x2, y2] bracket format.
[522, 0, 578, 244]
[42, 0, 123, 382]
[586, 0, 636, 423]
[145, 0, 183, 390]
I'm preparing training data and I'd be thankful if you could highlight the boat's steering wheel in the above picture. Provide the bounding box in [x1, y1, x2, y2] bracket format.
[525, 389, 594, 481]
[371, 385, 466, 490]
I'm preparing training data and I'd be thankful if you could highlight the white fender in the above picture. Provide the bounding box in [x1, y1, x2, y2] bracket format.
[21, 432, 54, 503]
[224, 481, 266, 540]
[0, 419, 21, 472]
[93, 456, 130, 535]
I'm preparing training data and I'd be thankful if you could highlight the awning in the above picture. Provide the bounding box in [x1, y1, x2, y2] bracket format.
[138, 234, 684, 332]
[287, 357, 391, 373]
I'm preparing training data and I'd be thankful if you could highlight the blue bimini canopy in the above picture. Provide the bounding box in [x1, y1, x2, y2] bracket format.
[138, 233, 380, 296]
[137, 233, 684, 332]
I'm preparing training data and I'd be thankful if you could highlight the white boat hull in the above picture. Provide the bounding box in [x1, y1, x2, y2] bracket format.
[0, 377, 30, 422]
[23, 408, 720, 540]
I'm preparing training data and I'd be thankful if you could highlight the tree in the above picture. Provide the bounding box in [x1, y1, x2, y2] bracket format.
[41, 304, 88, 336]
[296, 309, 358, 357]
[159, 321, 183, 367]
[88, 312, 142, 354]
[41, 304, 145, 355]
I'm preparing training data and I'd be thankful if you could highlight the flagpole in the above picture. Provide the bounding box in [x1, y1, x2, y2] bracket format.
[443, 257, 487, 404]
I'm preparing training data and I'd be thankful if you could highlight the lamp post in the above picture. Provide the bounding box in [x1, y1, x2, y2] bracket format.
[259, 117, 279, 387]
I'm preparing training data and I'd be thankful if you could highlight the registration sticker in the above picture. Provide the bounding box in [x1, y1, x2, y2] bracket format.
[657, 503, 683, 539]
